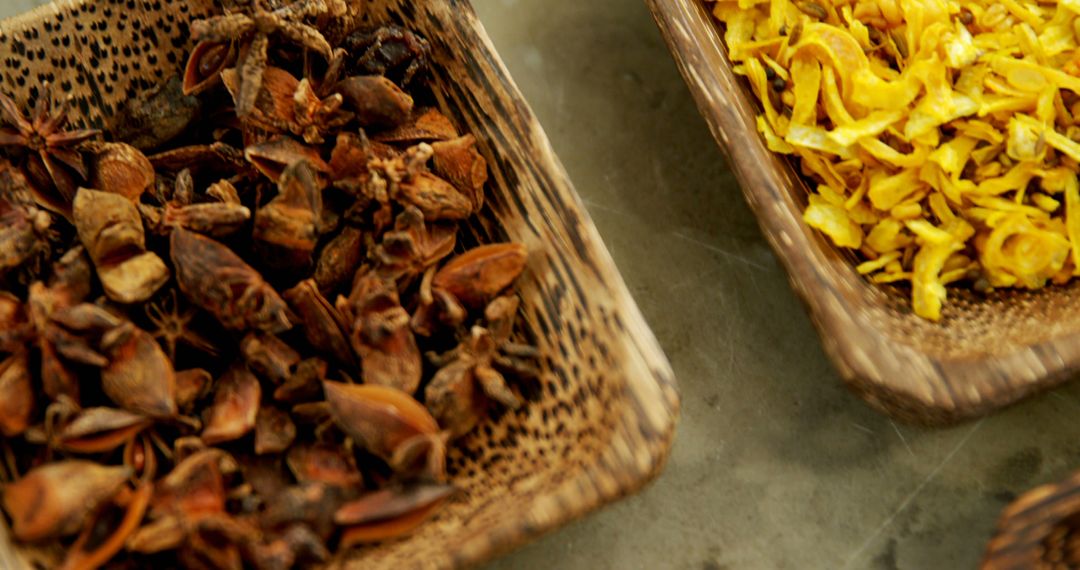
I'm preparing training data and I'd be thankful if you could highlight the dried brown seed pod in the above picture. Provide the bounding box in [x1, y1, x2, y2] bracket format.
[314, 225, 366, 295]
[61, 482, 152, 570]
[151, 449, 229, 524]
[338, 483, 453, 546]
[56, 407, 151, 454]
[374, 206, 457, 281]
[127, 515, 185, 554]
[263, 483, 343, 541]
[433, 243, 528, 308]
[328, 132, 373, 196]
[244, 138, 330, 183]
[335, 76, 414, 128]
[0, 351, 33, 437]
[283, 279, 356, 369]
[286, 443, 363, 488]
[253, 159, 324, 270]
[241, 332, 301, 385]
[347, 268, 422, 393]
[396, 170, 474, 221]
[254, 406, 297, 455]
[149, 143, 248, 175]
[0, 196, 51, 280]
[183, 40, 235, 96]
[73, 188, 168, 304]
[143, 202, 252, 238]
[372, 108, 458, 144]
[101, 323, 178, 418]
[322, 381, 445, 479]
[171, 228, 293, 334]
[334, 482, 455, 526]
[274, 357, 327, 403]
[202, 365, 261, 445]
[431, 135, 487, 212]
[175, 369, 213, 414]
[1, 461, 131, 542]
[88, 142, 155, 201]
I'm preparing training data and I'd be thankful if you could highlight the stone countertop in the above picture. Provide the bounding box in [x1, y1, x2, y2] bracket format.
[6, 1, 1080, 569]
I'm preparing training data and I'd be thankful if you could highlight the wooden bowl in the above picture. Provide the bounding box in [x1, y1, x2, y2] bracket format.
[0, 1, 680, 568]
[645, 0, 1080, 425]
[982, 469, 1080, 569]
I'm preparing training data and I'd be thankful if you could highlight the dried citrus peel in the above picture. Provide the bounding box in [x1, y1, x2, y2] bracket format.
[711, 0, 1080, 320]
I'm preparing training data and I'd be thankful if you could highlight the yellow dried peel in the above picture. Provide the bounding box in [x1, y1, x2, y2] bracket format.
[711, 0, 1080, 320]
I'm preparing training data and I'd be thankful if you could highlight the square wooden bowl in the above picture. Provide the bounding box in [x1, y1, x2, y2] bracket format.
[0, 0, 680, 567]
[646, 0, 1080, 425]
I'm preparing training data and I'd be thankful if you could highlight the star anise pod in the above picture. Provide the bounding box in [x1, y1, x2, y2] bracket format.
[190, 0, 339, 118]
[0, 89, 100, 218]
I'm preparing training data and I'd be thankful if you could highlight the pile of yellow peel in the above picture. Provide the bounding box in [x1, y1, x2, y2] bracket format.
[711, 0, 1080, 320]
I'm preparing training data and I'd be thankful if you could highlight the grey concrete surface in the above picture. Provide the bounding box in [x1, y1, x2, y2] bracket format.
[5, 1, 1080, 569]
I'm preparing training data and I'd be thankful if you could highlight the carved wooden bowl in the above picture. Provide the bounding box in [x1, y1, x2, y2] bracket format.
[646, 0, 1080, 425]
[0, 0, 680, 567]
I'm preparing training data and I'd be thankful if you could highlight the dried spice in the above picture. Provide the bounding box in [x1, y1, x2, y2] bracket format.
[0, 4, 537, 568]
[711, 0, 1080, 320]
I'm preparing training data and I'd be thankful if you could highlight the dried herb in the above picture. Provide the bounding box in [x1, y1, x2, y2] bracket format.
[0, 3, 537, 568]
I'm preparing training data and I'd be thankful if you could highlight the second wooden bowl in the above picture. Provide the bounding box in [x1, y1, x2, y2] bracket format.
[645, 0, 1080, 425]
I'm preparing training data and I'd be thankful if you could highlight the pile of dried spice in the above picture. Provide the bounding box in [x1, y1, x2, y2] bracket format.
[0, 0, 540, 568]
[710, 0, 1080, 320]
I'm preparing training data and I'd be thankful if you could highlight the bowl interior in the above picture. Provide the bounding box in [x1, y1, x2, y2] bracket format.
[0, 0, 679, 567]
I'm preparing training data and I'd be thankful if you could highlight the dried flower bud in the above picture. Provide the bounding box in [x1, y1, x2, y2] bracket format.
[88, 142, 155, 201]
[2, 461, 131, 541]
[335, 76, 414, 128]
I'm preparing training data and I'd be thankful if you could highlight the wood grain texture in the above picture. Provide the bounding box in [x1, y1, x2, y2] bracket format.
[982, 469, 1080, 569]
[0, 1, 681, 568]
[645, 0, 1080, 425]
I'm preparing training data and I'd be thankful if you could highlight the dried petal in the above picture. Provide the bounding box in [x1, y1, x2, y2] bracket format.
[202, 365, 261, 445]
[2, 461, 131, 541]
[433, 243, 528, 308]
[335, 76, 413, 129]
[254, 407, 296, 455]
[88, 142, 154, 201]
[101, 324, 178, 418]
[171, 229, 292, 334]
[0, 352, 33, 437]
